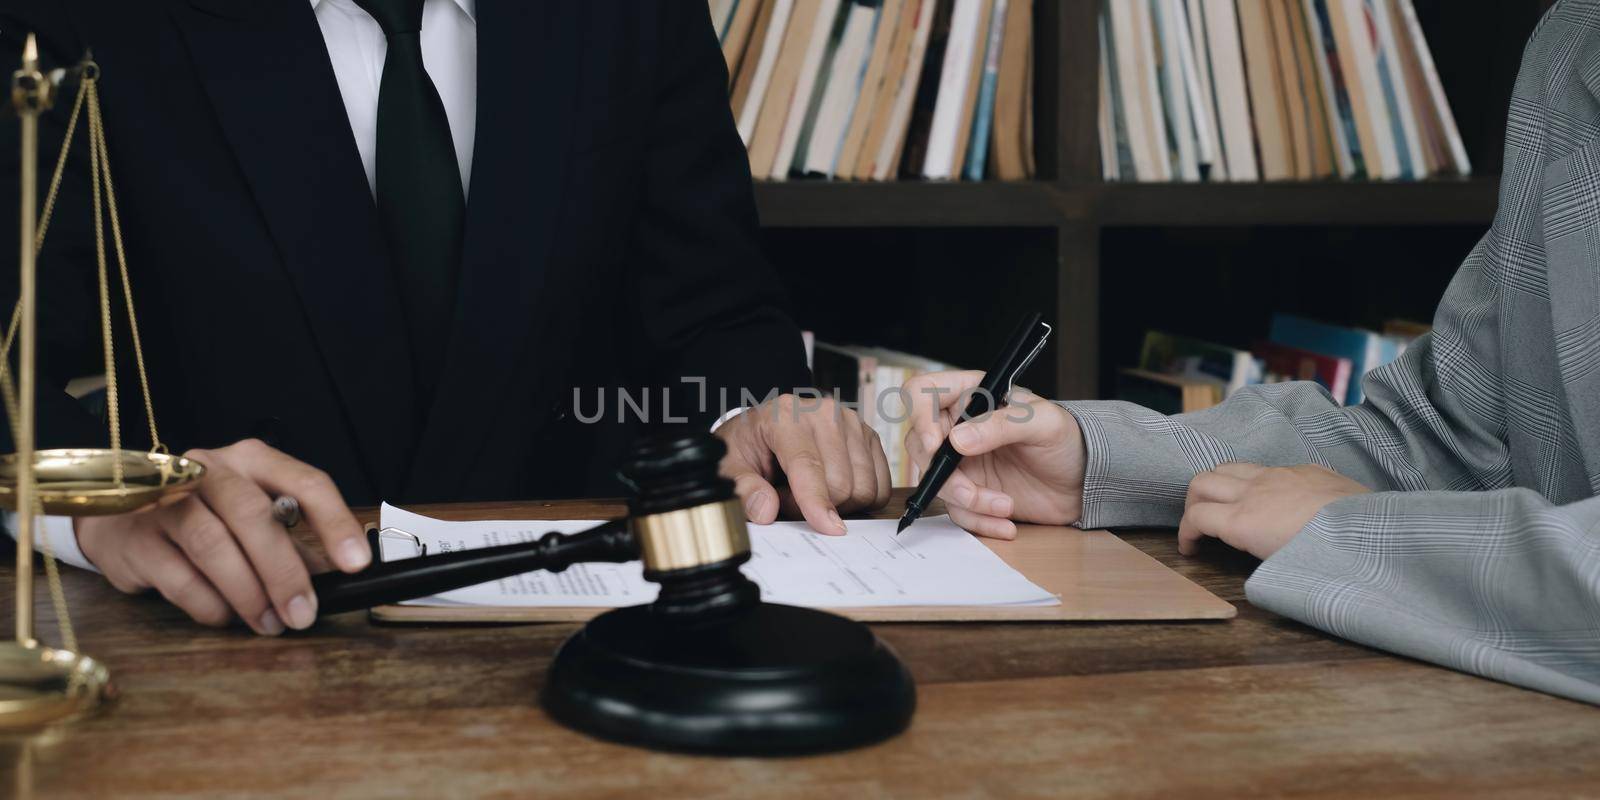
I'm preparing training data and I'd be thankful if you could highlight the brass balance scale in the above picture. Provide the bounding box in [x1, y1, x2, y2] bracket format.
[0, 37, 204, 727]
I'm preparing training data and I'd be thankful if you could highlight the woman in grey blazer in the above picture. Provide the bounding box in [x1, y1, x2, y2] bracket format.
[905, 1, 1600, 706]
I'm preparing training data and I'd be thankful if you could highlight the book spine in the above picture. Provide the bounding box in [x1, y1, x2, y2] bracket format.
[839, 3, 884, 175]
[1367, 0, 1421, 179]
[803, 2, 880, 176]
[1105, 1, 1152, 179]
[837, 0, 900, 179]
[1201, 0, 1258, 181]
[737, 0, 793, 145]
[1286, 0, 1336, 178]
[1237, 0, 1292, 180]
[771, 0, 845, 180]
[1108, 0, 1171, 180]
[1302, 0, 1356, 177]
[963, 0, 1008, 180]
[722, 0, 765, 79]
[1154, 0, 1201, 181]
[1180, 0, 1223, 179]
[1397, 0, 1470, 174]
[944, 0, 993, 176]
[1266, 0, 1310, 178]
[922, 0, 984, 179]
[1099, 18, 1127, 181]
[894, 0, 951, 177]
[1311, 0, 1365, 176]
[1334, 0, 1400, 178]
[873, 0, 938, 179]
[712, 0, 738, 41]
[861, 0, 919, 178]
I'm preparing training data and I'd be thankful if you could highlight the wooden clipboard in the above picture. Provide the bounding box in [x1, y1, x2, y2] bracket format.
[369, 523, 1236, 624]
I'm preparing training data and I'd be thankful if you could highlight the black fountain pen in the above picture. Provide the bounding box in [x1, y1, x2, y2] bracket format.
[898, 311, 1053, 534]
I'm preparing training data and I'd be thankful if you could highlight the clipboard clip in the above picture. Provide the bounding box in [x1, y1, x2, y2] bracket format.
[365, 523, 427, 562]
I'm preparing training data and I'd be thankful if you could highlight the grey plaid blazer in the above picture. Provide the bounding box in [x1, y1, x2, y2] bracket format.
[1062, 2, 1600, 706]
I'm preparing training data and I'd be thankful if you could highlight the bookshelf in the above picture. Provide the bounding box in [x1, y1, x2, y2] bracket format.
[754, 181, 1067, 227]
[753, 0, 1548, 401]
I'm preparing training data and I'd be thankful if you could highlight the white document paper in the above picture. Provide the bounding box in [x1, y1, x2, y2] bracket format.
[378, 503, 1058, 609]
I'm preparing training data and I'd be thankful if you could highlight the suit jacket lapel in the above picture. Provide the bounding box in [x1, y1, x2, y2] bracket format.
[405, 0, 581, 499]
[174, 0, 417, 496]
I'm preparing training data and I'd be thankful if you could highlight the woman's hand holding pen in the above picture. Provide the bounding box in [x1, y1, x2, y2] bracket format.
[903, 371, 1086, 540]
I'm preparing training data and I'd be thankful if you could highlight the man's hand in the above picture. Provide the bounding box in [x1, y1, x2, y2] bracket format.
[1178, 463, 1369, 559]
[903, 370, 1086, 539]
[715, 393, 891, 534]
[76, 439, 369, 634]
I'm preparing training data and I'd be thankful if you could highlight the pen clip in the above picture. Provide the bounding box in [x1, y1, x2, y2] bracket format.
[1000, 322, 1052, 403]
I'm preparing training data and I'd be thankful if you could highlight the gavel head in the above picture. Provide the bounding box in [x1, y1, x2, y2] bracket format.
[618, 433, 759, 618]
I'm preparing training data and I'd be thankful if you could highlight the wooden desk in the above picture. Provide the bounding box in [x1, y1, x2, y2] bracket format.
[4, 497, 1598, 798]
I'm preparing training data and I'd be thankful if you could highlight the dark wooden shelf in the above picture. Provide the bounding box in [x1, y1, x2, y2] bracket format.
[754, 177, 1501, 229]
[753, 181, 1071, 228]
[1093, 177, 1501, 227]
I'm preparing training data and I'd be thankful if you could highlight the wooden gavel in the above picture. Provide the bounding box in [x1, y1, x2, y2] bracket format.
[309, 433, 759, 618]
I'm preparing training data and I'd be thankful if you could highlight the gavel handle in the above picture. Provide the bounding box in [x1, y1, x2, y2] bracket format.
[311, 518, 638, 616]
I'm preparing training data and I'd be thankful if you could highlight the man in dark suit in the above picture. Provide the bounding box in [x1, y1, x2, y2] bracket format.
[0, 1, 891, 635]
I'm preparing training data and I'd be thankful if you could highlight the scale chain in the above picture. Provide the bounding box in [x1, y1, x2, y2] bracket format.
[0, 70, 87, 433]
[89, 78, 163, 455]
[86, 70, 123, 483]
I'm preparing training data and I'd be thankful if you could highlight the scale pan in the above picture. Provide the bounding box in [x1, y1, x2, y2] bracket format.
[0, 643, 114, 728]
[0, 448, 204, 516]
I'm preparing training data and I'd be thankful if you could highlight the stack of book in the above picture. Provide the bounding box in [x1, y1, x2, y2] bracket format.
[712, 0, 1036, 182]
[1100, 0, 1469, 182]
[1123, 313, 1427, 413]
[812, 341, 952, 486]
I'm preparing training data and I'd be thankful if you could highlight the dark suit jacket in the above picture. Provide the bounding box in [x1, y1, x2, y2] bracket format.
[0, 0, 811, 505]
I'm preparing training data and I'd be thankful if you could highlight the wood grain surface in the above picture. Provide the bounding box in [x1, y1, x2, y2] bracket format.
[4, 493, 1598, 799]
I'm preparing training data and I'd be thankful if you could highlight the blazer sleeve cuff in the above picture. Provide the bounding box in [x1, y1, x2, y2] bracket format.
[1058, 400, 1195, 529]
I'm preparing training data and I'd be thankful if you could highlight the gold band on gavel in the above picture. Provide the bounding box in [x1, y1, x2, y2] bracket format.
[632, 498, 750, 573]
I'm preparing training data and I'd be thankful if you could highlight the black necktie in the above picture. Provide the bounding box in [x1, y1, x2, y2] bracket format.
[353, 0, 464, 408]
